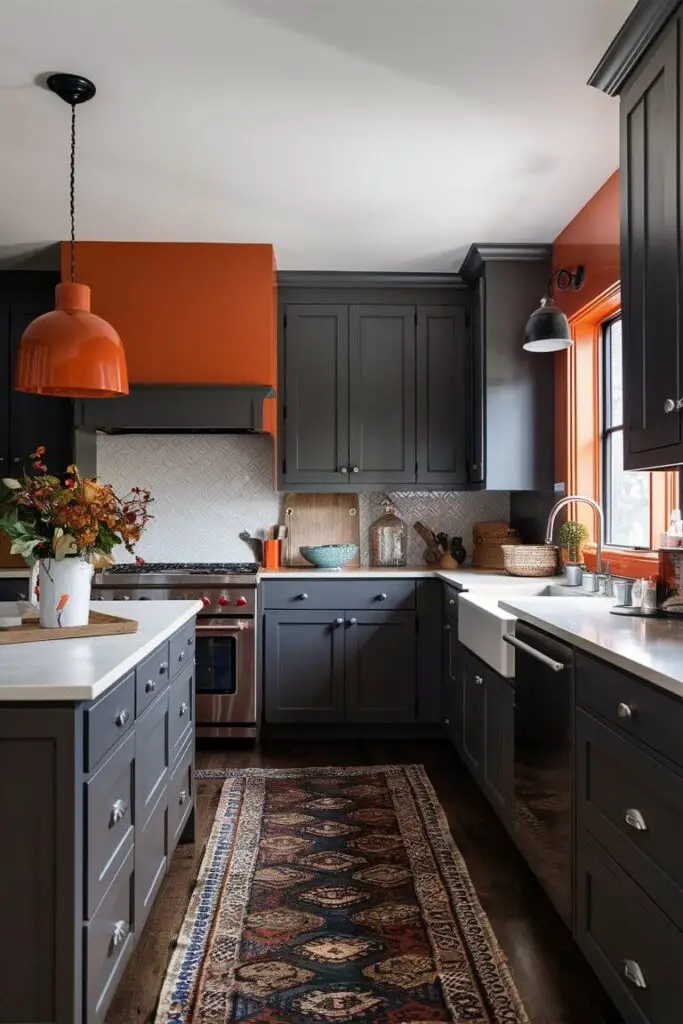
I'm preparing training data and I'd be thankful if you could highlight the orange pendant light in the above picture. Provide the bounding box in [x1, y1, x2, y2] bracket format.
[14, 74, 128, 398]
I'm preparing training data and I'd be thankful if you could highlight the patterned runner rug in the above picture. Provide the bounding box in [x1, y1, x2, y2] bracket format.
[156, 765, 528, 1024]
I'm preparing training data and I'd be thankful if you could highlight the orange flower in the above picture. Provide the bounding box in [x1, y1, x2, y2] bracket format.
[56, 593, 70, 611]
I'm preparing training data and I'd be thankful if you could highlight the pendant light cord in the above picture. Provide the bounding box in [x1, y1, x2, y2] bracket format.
[69, 102, 76, 283]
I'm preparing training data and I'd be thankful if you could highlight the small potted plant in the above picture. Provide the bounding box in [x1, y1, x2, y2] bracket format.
[557, 520, 589, 570]
[0, 447, 152, 628]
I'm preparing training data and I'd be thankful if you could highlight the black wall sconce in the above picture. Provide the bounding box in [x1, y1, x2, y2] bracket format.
[523, 265, 586, 352]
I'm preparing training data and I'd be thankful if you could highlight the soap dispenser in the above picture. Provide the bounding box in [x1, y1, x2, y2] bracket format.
[370, 498, 407, 567]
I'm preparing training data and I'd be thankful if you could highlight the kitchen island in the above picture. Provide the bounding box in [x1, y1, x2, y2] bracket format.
[0, 599, 201, 1024]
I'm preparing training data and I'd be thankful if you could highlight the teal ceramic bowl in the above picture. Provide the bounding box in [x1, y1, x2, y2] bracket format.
[299, 544, 359, 569]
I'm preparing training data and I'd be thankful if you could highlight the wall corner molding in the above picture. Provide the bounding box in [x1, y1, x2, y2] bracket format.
[588, 0, 681, 96]
[459, 243, 552, 286]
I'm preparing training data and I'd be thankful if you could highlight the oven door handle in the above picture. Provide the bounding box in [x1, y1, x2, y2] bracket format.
[503, 634, 565, 673]
[196, 621, 252, 636]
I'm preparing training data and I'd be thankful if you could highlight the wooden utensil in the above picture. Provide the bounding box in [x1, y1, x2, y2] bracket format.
[414, 520, 442, 564]
[282, 493, 360, 566]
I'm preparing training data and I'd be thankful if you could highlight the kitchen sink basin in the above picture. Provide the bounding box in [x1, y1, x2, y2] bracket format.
[536, 583, 610, 598]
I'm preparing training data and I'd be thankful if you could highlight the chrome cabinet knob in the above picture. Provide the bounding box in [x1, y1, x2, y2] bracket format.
[472, 464, 479, 472]
[444, 624, 451, 633]
[348, 617, 357, 625]
[352, 466, 360, 473]
[178, 650, 186, 662]
[623, 959, 647, 989]
[187, 636, 194, 646]
[444, 718, 451, 725]
[180, 701, 189, 717]
[334, 617, 344, 626]
[179, 789, 188, 805]
[145, 679, 156, 694]
[474, 675, 484, 686]
[449, 598, 456, 605]
[340, 467, 348, 474]
[377, 592, 388, 601]
[664, 398, 683, 413]
[624, 808, 648, 832]
[122, 595, 130, 601]
[617, 702, 633, 720]
[159, 662, 168, 674]
[112, 920, 128, 949]
[110, 799, 128, 827]
[115, 709, 130, 728]
[298, 593, 309, 601]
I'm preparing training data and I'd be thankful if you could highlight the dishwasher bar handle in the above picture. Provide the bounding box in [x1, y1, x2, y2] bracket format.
[503, 633, 566, 673]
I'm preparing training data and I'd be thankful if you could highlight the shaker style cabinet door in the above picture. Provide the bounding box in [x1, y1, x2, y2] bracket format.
[461, 653, 485, 780]
[483, 670, 514, 830]
[416, 304, 469, 486]
[620, 17, 682, 468]
[348, 305, 416, 485]
[264, 611, 346, 723]
[281, 304, 350, 485]
[344, 610, 417, 722]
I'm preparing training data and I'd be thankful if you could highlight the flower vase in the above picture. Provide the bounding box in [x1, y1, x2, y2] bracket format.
[38, 558, 94, 628]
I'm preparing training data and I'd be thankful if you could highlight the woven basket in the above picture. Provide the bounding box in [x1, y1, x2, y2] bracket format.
[501, 544, 558, 578]
[473, 520, 515, 540]
[473, 530, 520, 570]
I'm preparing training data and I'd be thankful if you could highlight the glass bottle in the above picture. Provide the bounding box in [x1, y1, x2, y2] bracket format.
[370, 499, 407, 567]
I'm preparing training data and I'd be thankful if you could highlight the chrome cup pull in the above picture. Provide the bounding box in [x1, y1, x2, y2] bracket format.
[623, 959, 647, 989]
[178, 650, 186, 662]
[179, 789, 187, 805]
[474, 675, 484, 686]
[179, 701, 189, 717]
[112, 920, 128, 949]
[159, 662, 168, 674]
[624, 808, 648, 832]
[617, 702, 633, 720]
[110, 799, 128, 827]
[115, 708, 130, 728]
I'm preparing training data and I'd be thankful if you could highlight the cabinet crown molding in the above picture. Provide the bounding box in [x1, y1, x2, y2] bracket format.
[459, 243, 551, 286]
[588, 0, 681, 96]
[277, 271, 466, 289]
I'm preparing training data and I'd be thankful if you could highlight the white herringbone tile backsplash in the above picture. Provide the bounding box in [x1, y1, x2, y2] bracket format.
[96, 435, 510, 565]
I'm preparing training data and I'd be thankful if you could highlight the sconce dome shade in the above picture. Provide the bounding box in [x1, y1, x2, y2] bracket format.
[14, 283, 129, 397]
[523, 296, 573, 353]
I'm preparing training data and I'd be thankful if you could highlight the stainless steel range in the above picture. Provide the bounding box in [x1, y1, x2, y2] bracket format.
[93, 562, 259, 739]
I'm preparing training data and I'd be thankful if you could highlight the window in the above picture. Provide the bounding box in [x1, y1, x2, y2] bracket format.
[601, 316, 651, 547]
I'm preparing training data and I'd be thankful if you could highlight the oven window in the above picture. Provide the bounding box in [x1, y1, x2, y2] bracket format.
[195, 634, 237, 694]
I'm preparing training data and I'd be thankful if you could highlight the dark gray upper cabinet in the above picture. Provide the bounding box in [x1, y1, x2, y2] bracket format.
[460, 246, 554, 491]
[349, 305, 416, 484]
[417, 305, 469, 486]
[278, 276, 472, 491]
[264, 610, 345, 723]
[344, 609, 417, 722]
[0, 271, 74, 476]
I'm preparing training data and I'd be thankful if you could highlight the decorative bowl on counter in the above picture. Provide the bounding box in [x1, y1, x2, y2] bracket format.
[299, 544, 359, 569]
[500, 544, 558, 577]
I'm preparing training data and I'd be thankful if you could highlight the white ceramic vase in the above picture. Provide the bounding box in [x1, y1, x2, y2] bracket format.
[38, 558, 94, 628]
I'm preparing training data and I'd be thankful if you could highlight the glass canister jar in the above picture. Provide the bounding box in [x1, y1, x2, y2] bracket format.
[370, 499, 407, 567]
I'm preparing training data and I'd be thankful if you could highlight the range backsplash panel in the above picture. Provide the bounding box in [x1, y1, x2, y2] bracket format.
[96, 435, 510, 564]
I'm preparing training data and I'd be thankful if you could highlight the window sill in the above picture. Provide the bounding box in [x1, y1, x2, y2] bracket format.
[583, 545, 660, 579]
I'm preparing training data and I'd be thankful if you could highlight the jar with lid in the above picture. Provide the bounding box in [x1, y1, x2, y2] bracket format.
[370, 499, 407, 567]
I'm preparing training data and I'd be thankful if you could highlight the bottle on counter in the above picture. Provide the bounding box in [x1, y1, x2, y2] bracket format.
[370, 499, 407, 567]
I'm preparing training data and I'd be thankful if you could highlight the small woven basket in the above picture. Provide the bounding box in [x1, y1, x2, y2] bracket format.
[501, 544, 558, 578]
[473, 522, 520, 570]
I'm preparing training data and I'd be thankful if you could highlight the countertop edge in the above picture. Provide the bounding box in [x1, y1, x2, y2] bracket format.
[498, 600, 683, 700]
[0, 600, 204, 702]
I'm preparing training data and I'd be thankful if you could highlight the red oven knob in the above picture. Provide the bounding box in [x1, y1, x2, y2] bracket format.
[201, 595, 211, 608]
[235, 595, 248, 607]
[218, 595, 230, 607]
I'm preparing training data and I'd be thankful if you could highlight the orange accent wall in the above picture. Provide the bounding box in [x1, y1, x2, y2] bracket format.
[553, 172, 620, 484]
[61, 241, 277, 397]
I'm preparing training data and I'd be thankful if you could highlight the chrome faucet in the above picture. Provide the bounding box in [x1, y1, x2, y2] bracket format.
[545, 495, 604, 576]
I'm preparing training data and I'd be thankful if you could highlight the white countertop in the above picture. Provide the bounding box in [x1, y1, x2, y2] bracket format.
[498, 597, 683, 699]
[0, 600, 203, 702]
[0, 568, 31, 579]
[259, 566, 566, 590]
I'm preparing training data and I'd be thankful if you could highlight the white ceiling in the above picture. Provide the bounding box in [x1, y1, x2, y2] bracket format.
[0, 0, 635, 271]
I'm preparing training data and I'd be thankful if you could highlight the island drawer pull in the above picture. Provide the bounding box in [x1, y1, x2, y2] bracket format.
[617, 702, 633, 720]
[623, 959, 647, 989]
[179, 701, 189, 717]
[624, 808, 648, 832]
[115, 709, 130, 728]
[159, 662, 168, 674]
[179, 789, 188, 805]
[145, 679, 156, 694]
[474, 674, 484, 686]
[111, 920, 128, 949]
[110, 799, 128, 827]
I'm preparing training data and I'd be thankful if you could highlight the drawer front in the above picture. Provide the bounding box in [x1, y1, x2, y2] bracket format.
[168, 738, 194, 848]
[85, 671, 136, 772]
[576, 831, 683, 1024]
[135, 690, 170, 829]
[84, 846, 134, 1024]
[576, 652, 683, 770]
[169, 661, 194, 762]
[577, 709, 683, 931]
[135, 642, 170, 715]
[134, 787, 168, 934]
[169, 621, 196, 680]
[262, 579, 416, 611]
[85, 732, 135, 917]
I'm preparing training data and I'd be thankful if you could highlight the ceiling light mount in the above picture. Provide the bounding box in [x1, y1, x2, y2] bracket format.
[523, 264, 586, 353]
[45, 73, 96, 106]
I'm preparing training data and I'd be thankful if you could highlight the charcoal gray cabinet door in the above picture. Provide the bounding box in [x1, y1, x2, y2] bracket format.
[462, 654, 485, 780]
[442, 623, 463, 752]
[483, 670, 514, 830]
[281, 304, 350, 485]
[344, 610, 417, 722]
[264, 611, 345, 722]
[620, 16, 682, 468]
[348, 305, 416, 485]
[417, 305, 469, 486]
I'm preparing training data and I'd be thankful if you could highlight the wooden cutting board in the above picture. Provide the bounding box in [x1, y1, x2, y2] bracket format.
[283, 493, 361, 566]
[0, 610, 138, 644]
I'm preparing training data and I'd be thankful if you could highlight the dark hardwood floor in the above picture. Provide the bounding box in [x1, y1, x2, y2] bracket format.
[106, 739, 623, 1024]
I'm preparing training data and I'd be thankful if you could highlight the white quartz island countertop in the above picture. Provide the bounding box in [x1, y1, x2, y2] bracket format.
[499, 596, 683, 699]
[0, 599, 203, 702]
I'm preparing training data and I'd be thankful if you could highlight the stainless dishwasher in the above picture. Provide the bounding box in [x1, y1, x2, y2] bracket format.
[505, 621, 574, 927]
